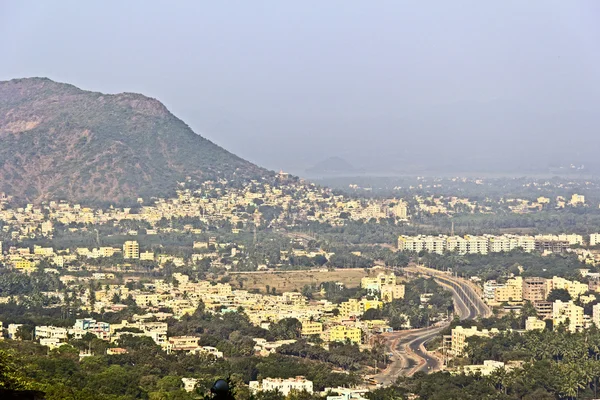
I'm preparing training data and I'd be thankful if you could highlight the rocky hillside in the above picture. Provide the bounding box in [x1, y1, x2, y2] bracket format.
[0, 78, 270, 203]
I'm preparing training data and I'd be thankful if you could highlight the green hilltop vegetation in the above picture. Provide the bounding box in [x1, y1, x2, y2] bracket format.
[0, 78, 271, 204]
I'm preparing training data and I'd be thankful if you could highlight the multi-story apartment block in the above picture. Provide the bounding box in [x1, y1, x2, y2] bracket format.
[446, 236, 468, 253]
[593, 303, 600, 327]
[35, 326, 68, 341]
[399, 234, 539, 255]
[140, 251, 154, 261]
[249, 377, 313, 396]
[552, 300, 584, 332]
[381, 284, 405, 303]
[361, 273, 396, 291]
[590, 233, 600, 247]
[533, 301, 553, 319]
[494, 277, 523, 303]
[123, 240, 140, 259]
[300, 320, 323, 336]
[522, 278, 547, 303]
[340, 298, 382, 317]
[546, 277, 588, 300]
[7, 324, 23, 340]
[525, 317, 546, 331]
[450, 326, 499, 355]
[328, 325, 362, 344]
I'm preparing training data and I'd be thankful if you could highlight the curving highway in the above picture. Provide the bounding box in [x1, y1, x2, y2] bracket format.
[373, 265, 490, 384]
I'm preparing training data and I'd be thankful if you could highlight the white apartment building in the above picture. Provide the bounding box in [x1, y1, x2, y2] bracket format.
[593, 303, 600, 327]
[35, 326, 68, 341]
[398, 234, 536, 255]
[249, 377, 313, 396]
[590, 233, 600, 247]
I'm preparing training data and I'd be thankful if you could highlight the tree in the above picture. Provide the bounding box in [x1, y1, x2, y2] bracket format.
[547, 288, 571, 302]
[270, 318, 302, 340]
[301, 285, 314, 300]
[0, 349, 29, 390]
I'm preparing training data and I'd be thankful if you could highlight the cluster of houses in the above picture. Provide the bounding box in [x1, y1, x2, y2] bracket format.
[2, 272, 404, 359]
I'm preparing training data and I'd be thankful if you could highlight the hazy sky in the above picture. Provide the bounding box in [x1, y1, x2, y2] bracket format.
[1, 1, 599, 174]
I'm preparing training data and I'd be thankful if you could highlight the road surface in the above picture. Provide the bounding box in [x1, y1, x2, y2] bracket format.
[373, 266, 490, 384]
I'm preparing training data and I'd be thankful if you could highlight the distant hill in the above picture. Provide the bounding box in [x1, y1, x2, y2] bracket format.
[0, 78, 271, 203]
[305, 156, 360, 176]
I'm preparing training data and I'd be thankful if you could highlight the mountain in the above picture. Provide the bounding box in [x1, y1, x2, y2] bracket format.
[0, 78, 271, 204]
[305, 156, 360, 176]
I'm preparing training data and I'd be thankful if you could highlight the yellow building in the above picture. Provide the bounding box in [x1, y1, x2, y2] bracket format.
[451, 326, 499, 355]
[329, 325, 361, 344]
[340, 298, 383, 317]
[552, 300, 584, 333]
[300, 320, 323, 336]
[546, 277, 588, 300]
[13, 258, 33, 270]
[99, 247, 117, 257]
[494, 277, 523, 303]
[525, 317, 545, 331]
[361, 273, 396, 291]
[123, 241, 140, 259]
[381, 284, 405, 303]
[140, 251, 155, 261]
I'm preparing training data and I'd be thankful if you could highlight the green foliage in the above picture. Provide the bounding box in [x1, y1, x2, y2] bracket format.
[547, 288, 572, 302]
[382, 278, 453, 329]
[277, 340, 376, 370]
[419, 250, 583, 280]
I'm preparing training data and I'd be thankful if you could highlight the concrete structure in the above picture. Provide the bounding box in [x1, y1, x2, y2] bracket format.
[450, 326, 499, 355]
[522, 277, 547, 303]
[525, 317, 546, 331]
[35, 326, 68, 341]
[552, 300, 584, 333]
[300, 320, 323, 336]
[494, 277, 523, 303]
[460, 360, 505, 376]
[123, 240, 140, 259]
[398, 234, 538, 255]
[328, 325, 361, 344]
[249, 376, 313, 396]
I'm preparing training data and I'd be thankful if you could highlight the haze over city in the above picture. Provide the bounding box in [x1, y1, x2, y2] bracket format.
[6, 2, 600, 399]
[2, 1, 599, 175]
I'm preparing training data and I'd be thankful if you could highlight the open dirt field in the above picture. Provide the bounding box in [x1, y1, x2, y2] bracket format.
[228, 268, 395, 292]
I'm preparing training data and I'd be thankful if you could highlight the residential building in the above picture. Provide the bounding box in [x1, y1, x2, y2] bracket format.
[533, 301, 553, 319]
[525, 317, 546, 331]
[123, 241, 140, 259]
[459, 360, 505, 376]
[552, 300, 584, 333]
[450, 326, 499, 355]
[249, 377, 313, 396]
[340, 298, 382, 317]
[300, 320, 323, 336]
[522, 278, 547, 303]
[7, 324, 23, 340]
[494, 277, 523, 303]
[381, 284, 405, 303]
[593, 303, 600, 327]
[35, 326, 68, 341]
[570, 194, 585, 206]
[328, 325, 361, 344]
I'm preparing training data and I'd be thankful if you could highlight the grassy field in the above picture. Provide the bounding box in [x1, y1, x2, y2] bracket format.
[228, 268, 396, 292]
